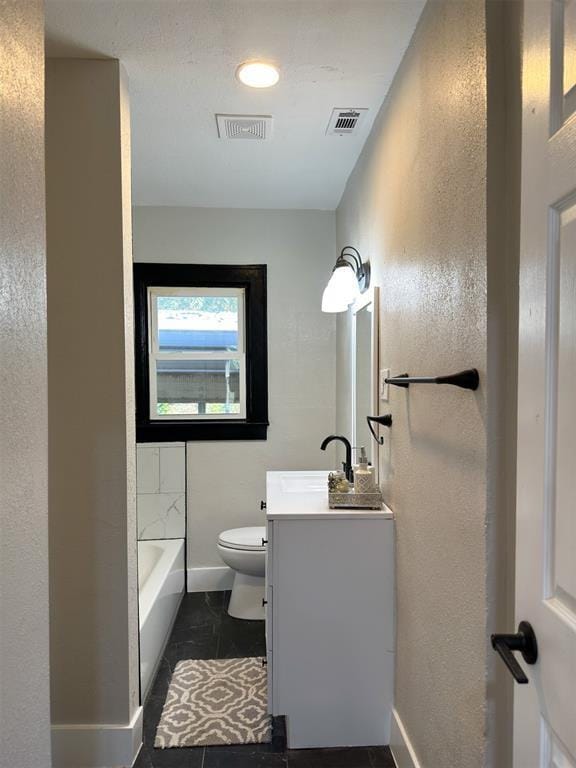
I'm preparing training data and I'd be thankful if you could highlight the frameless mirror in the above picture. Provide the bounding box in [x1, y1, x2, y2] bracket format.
[351, 287, 379, 477]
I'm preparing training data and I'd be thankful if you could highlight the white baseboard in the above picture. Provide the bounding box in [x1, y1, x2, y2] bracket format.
[51, 705, 143, 768]
[187, 566, 234, 592]
[390, 709, 422, 768]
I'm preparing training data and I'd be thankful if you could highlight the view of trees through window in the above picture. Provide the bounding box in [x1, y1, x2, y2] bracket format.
[157, 296, 238, 313]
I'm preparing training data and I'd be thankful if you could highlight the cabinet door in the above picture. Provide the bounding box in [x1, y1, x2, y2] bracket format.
[264, 520, 274, 647]
[273, 517, 394, 747]
[264, 520, 274, 713]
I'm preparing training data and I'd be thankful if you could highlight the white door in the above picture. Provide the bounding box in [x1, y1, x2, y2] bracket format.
[515, 1, 576, 765]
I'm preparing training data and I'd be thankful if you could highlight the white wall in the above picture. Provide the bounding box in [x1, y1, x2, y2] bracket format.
[335, 2, 518, 767]
[46, 59, 140, 764]
[0, 3, 52, 766]
[133, 207, 337, 571]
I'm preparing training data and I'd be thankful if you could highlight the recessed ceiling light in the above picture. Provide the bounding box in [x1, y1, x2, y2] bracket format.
[236, 61, 280, 89]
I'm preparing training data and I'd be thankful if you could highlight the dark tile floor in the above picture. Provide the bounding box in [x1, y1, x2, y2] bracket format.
[134, 592, 395, 768]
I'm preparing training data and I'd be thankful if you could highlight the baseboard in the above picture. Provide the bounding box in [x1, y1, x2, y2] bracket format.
[187, 565, 234, 592]
[390, 709, 422, 768]
[51, 705, 143, 768]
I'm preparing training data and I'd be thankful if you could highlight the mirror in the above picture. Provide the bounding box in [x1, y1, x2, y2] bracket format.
[351, 287, 379, 477]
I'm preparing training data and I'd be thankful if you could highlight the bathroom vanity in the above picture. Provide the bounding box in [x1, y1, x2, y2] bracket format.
[264, 470, 395, 749]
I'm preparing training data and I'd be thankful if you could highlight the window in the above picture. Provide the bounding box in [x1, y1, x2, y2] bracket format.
[149, 287, 245, 419]
[134, 264, 268, 441]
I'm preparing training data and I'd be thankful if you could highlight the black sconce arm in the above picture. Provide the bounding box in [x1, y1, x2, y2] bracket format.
[336, 246, 370, 291]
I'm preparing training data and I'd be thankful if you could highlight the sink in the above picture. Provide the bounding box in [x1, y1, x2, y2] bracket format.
[266, 470, 392, 520]
[279, 472, 327, 493]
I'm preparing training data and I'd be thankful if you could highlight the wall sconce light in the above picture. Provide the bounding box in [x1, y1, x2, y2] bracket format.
[321, 247, 370, 313]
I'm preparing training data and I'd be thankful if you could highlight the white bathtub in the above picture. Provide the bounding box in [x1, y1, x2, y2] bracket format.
[138, 539, 185, 700]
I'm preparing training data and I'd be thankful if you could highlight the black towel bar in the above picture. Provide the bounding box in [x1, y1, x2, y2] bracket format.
[385, 368, 479, 391]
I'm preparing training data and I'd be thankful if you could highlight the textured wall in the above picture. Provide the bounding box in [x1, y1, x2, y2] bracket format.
[46, 59, 139, 725]
[133, 207, 337, 568]
[0, 2, 52, 765]
[337, 2, 490, 766]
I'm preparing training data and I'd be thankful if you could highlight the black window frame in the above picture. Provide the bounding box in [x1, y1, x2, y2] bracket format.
[134, 263, 268, 442]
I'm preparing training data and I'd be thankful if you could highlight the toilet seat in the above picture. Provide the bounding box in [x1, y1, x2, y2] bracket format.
[218, 526, 266, 552]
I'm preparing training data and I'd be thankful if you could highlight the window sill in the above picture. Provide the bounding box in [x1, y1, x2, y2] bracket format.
[136, 420, 269, 442]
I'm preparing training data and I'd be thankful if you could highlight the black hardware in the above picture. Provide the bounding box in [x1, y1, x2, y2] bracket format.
[260, 500, 267, 510]
[385, 368, 480, 391]
[366, 414, 393, 445]
[262, 658, 268, 667]
[262, 538, 268, 546]
[491, 621, 538, 684]
[332, 246, 370, 293]
[320, 434, 354, 483]
[262, 598, 268, 607]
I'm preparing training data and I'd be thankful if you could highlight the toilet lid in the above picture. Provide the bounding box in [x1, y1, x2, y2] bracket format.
[218, 526, 266, 551]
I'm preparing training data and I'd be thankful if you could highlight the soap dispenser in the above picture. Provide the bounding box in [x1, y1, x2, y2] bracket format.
[354, 447, 374, 494]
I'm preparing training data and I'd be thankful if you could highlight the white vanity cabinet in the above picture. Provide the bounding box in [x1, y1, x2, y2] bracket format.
[264, 471, 395, 749]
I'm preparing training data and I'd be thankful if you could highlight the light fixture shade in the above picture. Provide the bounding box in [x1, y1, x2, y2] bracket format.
[321, 264, 360, 313]
[236, 61, 280, 88]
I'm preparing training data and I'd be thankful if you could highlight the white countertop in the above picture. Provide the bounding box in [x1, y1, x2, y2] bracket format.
[266, 470, 394, 520]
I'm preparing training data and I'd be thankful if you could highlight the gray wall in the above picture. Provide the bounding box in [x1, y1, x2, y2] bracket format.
[133, 207, 337, 568]
[335, 2, 518, 766]
[0, 2, 52, 766]
[46, 59, 139, 726]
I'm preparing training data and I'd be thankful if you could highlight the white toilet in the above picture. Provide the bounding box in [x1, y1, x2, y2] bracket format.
[217, 526, 266, 620]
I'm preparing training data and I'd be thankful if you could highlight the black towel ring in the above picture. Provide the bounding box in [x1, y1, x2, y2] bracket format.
[366, 414, 393, 445]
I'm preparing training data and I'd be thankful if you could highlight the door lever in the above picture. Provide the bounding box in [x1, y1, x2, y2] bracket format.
[491, 621, 538, 684]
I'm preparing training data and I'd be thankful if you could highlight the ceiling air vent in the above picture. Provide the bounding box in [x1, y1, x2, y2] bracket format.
[326, 108, 368, 136]
[216, 114, 273, 141]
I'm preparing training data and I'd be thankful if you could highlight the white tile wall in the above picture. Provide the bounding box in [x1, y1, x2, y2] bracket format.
[137, 446, 160, 494]
[137, 443, 186, 540]
[158, 446, 185, 493]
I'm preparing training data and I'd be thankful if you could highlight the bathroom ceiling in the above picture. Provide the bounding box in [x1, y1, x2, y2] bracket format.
[45, 1, 424, 210]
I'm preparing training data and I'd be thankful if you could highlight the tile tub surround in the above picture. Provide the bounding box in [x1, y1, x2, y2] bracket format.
[137, 443, 186, 539]
[134, 592, 395, 768]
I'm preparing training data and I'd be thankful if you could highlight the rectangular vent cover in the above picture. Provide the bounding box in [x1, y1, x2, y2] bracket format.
[326, 108, 368, 136]
[216, 114, 273, 141]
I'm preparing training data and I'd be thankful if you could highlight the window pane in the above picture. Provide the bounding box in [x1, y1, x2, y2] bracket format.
[155, 295, 240, 352]
[155, 359, 241, 416]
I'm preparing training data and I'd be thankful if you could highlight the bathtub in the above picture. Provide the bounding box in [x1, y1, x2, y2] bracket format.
[138, 539, 185, 700]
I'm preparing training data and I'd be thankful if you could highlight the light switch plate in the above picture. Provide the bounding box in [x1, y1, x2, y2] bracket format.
[380, 368, 390, 402]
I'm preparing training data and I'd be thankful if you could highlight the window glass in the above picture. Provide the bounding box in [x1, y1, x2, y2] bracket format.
[155, 359, 241, 416]
[155, 295, 239, 352]
[149, 287, 245, 420]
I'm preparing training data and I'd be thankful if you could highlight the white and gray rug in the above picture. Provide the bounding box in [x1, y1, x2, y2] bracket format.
[155, 657, 271, 748]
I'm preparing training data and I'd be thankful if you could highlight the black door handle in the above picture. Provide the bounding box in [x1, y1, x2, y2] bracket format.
[260, 500, 267, 510]
[491, 621, 538, 684]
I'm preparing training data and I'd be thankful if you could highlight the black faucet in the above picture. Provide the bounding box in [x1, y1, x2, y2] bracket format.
[320, 435, 353, 483]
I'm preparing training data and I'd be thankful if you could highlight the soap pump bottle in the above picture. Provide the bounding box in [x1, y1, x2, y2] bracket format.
[354, 447, 374, 494]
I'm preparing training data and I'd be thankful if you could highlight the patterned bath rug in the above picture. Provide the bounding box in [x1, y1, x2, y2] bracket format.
[155, 657, 271, 748]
